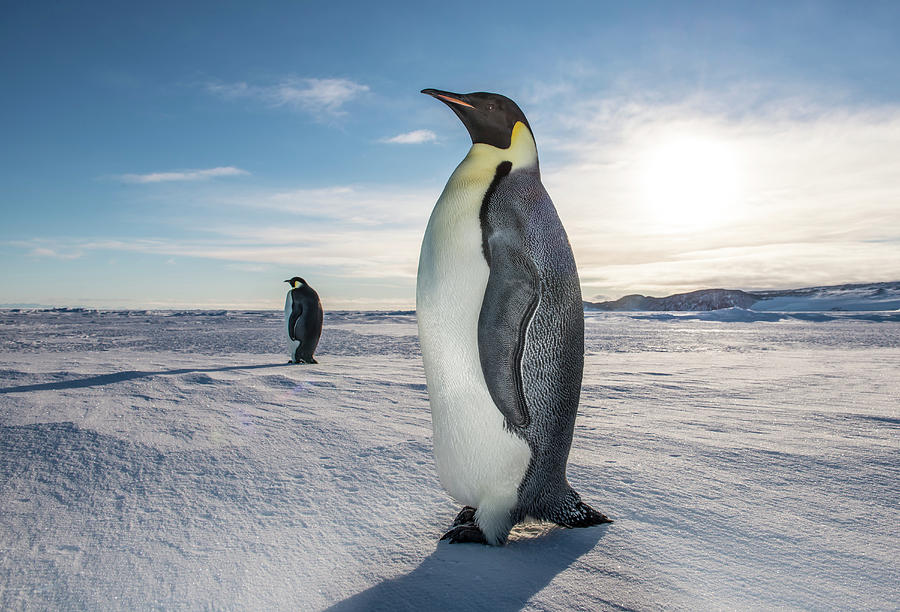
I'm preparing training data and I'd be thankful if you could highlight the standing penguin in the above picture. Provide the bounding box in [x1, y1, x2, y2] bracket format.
[416, 89, 611, 545]
[284, 276, 323, 364]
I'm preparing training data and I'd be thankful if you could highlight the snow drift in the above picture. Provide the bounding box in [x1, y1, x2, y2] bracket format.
[1, 309, 898, 610]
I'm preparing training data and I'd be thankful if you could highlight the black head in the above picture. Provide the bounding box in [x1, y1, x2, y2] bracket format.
[421, 89, 531, 149]
[284, 277, 306, 288]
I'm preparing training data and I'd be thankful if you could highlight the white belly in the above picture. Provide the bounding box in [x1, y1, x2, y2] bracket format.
[416, 155, 531, 512]
[284, 294, 300, 360]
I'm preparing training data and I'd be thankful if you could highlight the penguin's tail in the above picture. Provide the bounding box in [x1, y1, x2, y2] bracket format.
[552, 489, 613, 528]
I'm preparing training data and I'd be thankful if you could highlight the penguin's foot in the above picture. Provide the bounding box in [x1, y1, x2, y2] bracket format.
[555, 500, 613, 529]
[440, 523, 488, 545]
[451, 506, 477, 527]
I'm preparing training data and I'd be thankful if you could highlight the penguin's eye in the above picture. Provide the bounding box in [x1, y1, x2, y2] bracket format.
[486, 103, 496, 112]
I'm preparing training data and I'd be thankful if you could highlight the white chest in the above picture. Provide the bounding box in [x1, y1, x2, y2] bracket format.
[415, 146, 532, 510]
[284, 293, 300, 357]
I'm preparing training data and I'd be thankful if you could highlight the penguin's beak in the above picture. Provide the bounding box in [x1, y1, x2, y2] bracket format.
[421, 89, 475, 109]
[284, 279, 291, 283]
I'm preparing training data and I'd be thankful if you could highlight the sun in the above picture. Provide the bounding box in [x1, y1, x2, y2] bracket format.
[639, 135, 742, 231]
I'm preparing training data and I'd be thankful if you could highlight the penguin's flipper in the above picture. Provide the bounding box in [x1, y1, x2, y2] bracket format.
[288, 305, 302, 342]
[291, 314, 305, 344]
[477, 231, 539, 429]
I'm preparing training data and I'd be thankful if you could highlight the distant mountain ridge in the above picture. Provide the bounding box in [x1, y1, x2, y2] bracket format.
[585, 281, 900, 312]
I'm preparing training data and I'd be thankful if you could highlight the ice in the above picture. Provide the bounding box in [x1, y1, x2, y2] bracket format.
[751, 282, 900, 312]
[1, 309, 898, 610]
[631, 307, 900, 323]
[587, 281, 900, 313]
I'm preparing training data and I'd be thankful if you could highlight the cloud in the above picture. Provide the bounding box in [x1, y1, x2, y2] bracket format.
[531, 96, 900, 297]
[13, 92, 900, 308]
[207, 77, 369, 116]
[202, 182, 437, 228]
[226, 263, 273, 273]
[15, 230, 423, 281]
[118, 166, 249, 184]
[27, 247, 82, 260]
[380, 130, 438, 144]
[9, 177, 437, 282]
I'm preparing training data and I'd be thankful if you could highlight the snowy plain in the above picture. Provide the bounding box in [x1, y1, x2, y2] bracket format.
[1, 308, 898, 611]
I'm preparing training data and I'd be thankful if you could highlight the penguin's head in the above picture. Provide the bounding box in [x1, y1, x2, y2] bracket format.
[421, 89, 531, 150]
[284, 277, 306, 289]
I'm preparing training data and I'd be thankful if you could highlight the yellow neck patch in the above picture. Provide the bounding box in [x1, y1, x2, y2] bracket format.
[466, 121, 538, 171]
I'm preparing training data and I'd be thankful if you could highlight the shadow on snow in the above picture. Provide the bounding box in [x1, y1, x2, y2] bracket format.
[327, 525, 615, 612]
[0, 363, 296, 394]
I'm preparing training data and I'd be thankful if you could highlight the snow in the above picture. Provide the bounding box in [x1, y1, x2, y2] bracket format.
[751, 282, 900, 312]
[587, 282, 900, 313]
[633, 307, 900, 323]
[1, 309, 898, 610]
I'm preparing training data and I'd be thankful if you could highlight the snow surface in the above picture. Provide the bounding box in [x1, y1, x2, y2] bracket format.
[1, 309, 898, 611]
[586, 282, 900, 313]
[751, 282, 900, 312]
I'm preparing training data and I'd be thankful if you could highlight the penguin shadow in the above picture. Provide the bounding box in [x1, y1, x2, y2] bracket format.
[0, 362, 291, 394]
[327, 523, 609, 612]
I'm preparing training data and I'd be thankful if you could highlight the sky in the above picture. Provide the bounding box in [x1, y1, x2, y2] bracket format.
[2, 1, 899, 309]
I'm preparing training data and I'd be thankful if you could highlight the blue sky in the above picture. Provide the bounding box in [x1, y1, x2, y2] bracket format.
[2, 1, 899, 309]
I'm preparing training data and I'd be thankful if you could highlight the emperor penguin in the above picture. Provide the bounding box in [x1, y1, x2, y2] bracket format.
[284, 276, 323, 364]
[416, 89, 611, 545]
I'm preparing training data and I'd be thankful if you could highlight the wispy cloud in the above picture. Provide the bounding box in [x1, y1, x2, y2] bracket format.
[226, 262, 273, 273]
[27, 247, 83, 260]
[9, 177, 436, 283]
[14, 229, 423, 282]
[213, 184, 436, 227]
[380, 129, 437, 144]
[207, 77, 369, 116]
[13, 92, 900, 308]
[118, 166, 249, 184]
[534, 95, 900, 296]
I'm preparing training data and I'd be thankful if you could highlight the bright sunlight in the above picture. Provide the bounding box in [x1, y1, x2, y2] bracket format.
[639, 135, 743, 231]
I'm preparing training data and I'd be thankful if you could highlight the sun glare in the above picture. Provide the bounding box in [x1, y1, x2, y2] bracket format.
[639, 135, 742, 231]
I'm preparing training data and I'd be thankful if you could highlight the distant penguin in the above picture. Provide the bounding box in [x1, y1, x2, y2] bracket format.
[416, 89, 611, 545]
[284, 277, 323, 364]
